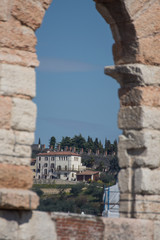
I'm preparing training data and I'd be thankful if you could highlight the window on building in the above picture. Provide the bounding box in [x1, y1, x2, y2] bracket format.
[65, 165, 67, 170]
[44, 169, 47, 175]
[74, 157, 78, 161]
[57, 165, 61, 170]
[51, 163, 54, 169]
[72, 165, 74, 170]
[51, 157, 54, 161]
[45, 157, 48, 160]
[44, 163, 48, 167]
[39, 157, 41, 161]
[72, 173, 74, 177]
[39, 163, 41, 168]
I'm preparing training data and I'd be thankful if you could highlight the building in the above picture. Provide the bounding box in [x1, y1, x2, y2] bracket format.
[76, 170, 99, 182]
[30, 159, 36, 178]
[36, 151, 86, 181]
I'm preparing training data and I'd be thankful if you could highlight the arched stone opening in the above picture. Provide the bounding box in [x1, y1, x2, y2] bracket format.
[0, 0, 160, 224]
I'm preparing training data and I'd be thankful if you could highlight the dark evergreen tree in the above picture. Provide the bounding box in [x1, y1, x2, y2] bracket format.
[60, 136, 72, 149]
[49, 136, 56, 149]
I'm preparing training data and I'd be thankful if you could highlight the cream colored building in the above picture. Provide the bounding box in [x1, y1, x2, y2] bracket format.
[36, 151, 86, 181]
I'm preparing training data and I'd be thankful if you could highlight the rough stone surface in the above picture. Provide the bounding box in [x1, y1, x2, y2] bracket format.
[11, 98, 37, 132]
[118, 168, 132, 193]
[15, 131, 34, 146]
[134, 168, 160, 195]
[118, 106, 160, 130]
[0, 155, 31, 166]
[0, 129, 15, 156]
[138, 34, 160, 66]
[0, 96, 12, 129]
[134, 1, 160, 39]
[134, 195, 160, 221]
[0, 129, 33, 160]
[12, 0, 45, 30]
[118, 130, 160, 168]
[96, 0, 160, 65]
[0, 18, 37, 52]
[120, 194, 160, 220]
[0, 164, 33, 189]
[0, 47, 39, 67]
[154, 221, 160, 240]
[119, 86, 160, 107]
[0, 0, 12, 21]
[119, 193, 132, 218]
[0, 63, 36, 98]
[105, 64, 160, 87]
[0, 189, 39, 210]
[0, 211, 18, 240]
[102, 217, 153, 240]
[18, 211, 57, 240]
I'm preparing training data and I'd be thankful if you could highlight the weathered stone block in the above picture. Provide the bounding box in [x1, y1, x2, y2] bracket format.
[15, 131, 34, 146]
[154, 221, 160, 240]
[0, 155, 31, 166]
[119, 193, 132, 218]
[0, 189, 39, 210]
[0, 129, 15, 155]
[11, 98, 37, 132]
[118, 168, 132, 193]
[0, 211, 18, 240]
[0, 164, 33, 189]
[105, 64, 160, 87]
[0, 18, 37, 52]
[14, 145, 31, 158]
[0, 64, 36, 98]
[11, 0, 45, 30]
[0, 129, 33, 161]
[0, 96, 12, 129]
[102, 217, 153, 240]
[134, 168, 160, 195]
[18, 211, 57, 240]
[138, 34, 160, 66]
[118, 130, 160, 168]
[118, 106, 160, 130]
[134, 195, 160, 221]
[134, 1, 160, 39]
[119, 86, 160, 107]
[0, 0, 12, 21]
[0, 48, 39, 67]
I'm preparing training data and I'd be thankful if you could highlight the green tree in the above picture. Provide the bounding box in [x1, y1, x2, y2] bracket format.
[60, 136, 72, 149]
[72, 134, 86, 150]
[70, 183, 84, 196]
[96, 161, 104, 171]
[49, 136, 56, 149]
[113, 139, 118, 154]
[109, 156, 120, 177]
[86, 136, 94, 152]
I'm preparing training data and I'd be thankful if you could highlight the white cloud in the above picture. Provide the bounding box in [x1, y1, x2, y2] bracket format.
[37, 58, 102, 73]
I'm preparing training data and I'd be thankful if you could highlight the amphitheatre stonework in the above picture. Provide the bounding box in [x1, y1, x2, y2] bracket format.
[0, 0, 160, 239]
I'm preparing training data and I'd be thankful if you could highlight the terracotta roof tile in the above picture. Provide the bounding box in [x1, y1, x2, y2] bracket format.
[77, 170, 99, 176]
[37, 151, 80, 157]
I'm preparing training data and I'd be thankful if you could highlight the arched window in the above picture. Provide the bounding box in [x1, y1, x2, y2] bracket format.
[51, 163, 54, 168]
[44, 163, 48, 167]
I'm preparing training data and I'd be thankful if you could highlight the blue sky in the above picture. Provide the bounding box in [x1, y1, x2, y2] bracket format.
[34, 0, 121, 147]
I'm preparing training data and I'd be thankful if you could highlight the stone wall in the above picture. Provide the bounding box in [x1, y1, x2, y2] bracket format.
[0, 211, 160, 240]
[0, 0, 160, 239]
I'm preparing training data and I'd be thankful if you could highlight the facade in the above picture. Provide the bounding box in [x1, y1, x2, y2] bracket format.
[76, 170, 99, 182]
[30, 159, 36, 178]
[36, 151, 86, 181]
